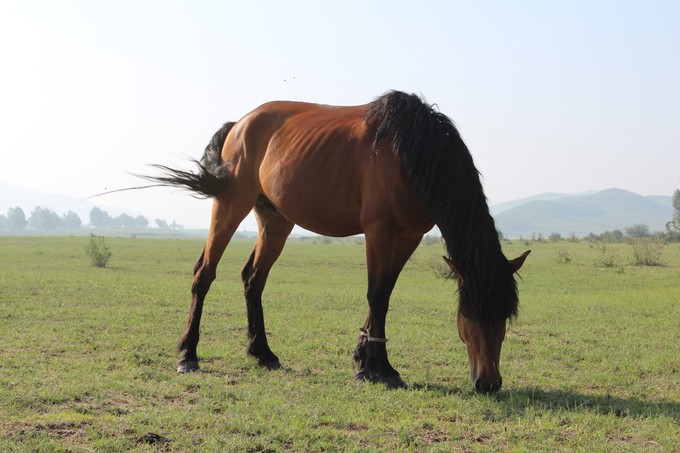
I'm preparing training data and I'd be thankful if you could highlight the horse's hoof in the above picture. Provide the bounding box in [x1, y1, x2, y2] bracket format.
[354, 370, 369, 383]
[259, 359, 282, 370]
[354, 370, 407, 389]
[177, 360, 199, 373]
[382, 375, 408, 390]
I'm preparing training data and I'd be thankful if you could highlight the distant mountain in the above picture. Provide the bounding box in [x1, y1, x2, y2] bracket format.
[490, 193, 567, 216]
[646, 195, 673, 208]
[492, 188, 673, 238]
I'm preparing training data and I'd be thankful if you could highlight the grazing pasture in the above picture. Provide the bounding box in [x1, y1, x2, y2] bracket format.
[0, 236, 678, 451]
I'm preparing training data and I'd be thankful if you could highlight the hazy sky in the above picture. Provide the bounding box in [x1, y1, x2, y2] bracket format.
[1, 1, 678, 229]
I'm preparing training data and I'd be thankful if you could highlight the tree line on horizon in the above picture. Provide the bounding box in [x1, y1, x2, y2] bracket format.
[0, 206, 184, 231]
[2, 190, 679, 237]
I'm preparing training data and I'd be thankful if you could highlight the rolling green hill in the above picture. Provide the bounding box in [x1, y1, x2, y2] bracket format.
[493, 188, 672, 238]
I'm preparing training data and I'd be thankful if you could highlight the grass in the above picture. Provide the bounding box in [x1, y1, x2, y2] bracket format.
[0, 236, 678, 451]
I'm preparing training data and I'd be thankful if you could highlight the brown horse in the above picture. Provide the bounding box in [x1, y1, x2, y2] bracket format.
[148, 91, 529, 393]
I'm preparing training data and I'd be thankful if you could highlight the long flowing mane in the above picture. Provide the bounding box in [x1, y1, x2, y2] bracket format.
[365, 91, 518, 321]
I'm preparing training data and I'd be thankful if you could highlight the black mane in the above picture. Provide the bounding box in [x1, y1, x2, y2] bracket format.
[365, 91, 518, 321]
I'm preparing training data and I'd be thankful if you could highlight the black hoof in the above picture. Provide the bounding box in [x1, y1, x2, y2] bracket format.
[354, 370, 369, 383]
[354, 370, 408, 389]
[177, 360, 199, 373]
[259, 359, 282, 370]
[382, 374, 408, 390]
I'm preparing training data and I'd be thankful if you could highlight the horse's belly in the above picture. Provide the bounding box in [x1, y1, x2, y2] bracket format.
[262, 168, 365, 237]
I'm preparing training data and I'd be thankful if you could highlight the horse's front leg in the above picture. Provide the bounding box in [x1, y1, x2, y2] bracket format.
[353, 233, 421, 389]
[353, 276, 406, 389]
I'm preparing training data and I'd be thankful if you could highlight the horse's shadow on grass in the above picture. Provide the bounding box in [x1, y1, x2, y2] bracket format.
[194, 362, 678, 421]
[412, 382, 679, 420]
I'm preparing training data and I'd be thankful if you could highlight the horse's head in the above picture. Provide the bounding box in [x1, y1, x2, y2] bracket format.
[445, 250, 530, 393]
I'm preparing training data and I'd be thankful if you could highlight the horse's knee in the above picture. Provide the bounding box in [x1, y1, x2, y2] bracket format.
[192, 265, 216, 294]
[241, 250, 256, 284]
[193, 251, 205, 276]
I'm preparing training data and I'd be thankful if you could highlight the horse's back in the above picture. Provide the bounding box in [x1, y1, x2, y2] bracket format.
[225, 100, 433, 237]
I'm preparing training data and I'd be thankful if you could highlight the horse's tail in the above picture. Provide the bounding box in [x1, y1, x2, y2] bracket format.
[143, 122, 236, 198]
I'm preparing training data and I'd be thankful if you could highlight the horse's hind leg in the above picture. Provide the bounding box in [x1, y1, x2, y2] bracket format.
[241, 197, 293, 368]
[177, 191, 257, 373]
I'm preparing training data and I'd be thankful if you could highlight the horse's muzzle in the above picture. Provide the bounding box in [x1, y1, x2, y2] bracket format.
[473, 375, 502, 394]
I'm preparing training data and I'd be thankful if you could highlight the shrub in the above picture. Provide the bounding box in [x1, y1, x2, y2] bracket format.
[549, 232, 562, 242]
[428, 256, 453, 279]
[594, 242, 625, 273]
[631, 238, 664, 266]
[555, 250, 572, 264]
[85, 234, 112, 267]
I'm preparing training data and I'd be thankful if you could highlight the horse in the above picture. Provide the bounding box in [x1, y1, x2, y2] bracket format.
[146, 91, 529, 393]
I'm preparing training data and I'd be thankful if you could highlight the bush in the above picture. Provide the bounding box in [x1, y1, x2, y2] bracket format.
[85, 234, 112, 267]
[594, 242, 625, 273]
[428, 256, 453, 279]
[631, 238, 664, 266]
[555, 250, 572, 264]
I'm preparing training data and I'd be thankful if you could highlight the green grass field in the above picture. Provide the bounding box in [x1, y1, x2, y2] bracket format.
[0, 236, 678, 451]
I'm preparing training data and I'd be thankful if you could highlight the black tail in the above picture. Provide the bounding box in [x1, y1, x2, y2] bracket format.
[142, 122, 236, 198]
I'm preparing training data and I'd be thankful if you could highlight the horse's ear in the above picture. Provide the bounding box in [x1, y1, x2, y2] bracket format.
[510, 250, 531, 273]
[443, 256, 464, 281]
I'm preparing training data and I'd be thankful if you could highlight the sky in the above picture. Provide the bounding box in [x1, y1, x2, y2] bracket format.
[1, 1, 679, 230]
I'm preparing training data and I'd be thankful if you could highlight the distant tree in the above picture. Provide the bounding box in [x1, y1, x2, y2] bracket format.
[134, 215, 149, 228]
[155, 218, 168, 229]
[601, 229, 624, 243]
[29, 206, 61, 230]
[89, 207, 112, 227]
[584, 232, 599, 242]
[113, 213, 135, 228]
[7, 207, 27, 231]
[666, 189, 680, 241]
[61, 211, 82, 229]
[0, 214, 7, 231]
[625, 224, 650, 239]
[548, 232, 561, 242]
[666, 220, 680, 241]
